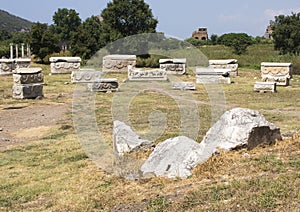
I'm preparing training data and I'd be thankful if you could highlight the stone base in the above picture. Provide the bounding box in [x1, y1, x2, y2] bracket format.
[196, 68, 231, 84]
[13, 84, 43, 99]
[172, 82, 195, 90]
[263, 77, 290, 86]
[254, 82, 276, 93]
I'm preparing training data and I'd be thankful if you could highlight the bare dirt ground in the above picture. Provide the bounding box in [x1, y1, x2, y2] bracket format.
[0, 103, 70, 150]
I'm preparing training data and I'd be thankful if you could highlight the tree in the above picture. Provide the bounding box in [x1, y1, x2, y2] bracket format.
[29, 23, 59, 62]
[70, 16, 106, 62]
[218, 33, 254, 55]
[101, 0, 158, 42]
[272, 12, 300, 55]
[210, 34, 218, 45]
[52, 8, 82, 50]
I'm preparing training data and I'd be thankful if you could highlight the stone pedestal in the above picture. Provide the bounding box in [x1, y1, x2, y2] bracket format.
[261, 62, 292, 86]
[50, 57, 81, 74]
[196, 68, 231, 84]
[0, 59, 16, 75]
[12, 68, 44, 99]
[103, 54, 136, 72]
[254, 82, 276, 93]
[209, 59, 238, 77]
[159, 58, 186, 75]
[87, 79, 119, 92]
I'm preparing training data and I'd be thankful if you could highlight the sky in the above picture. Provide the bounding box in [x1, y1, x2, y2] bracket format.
[1, 0, 300, 40]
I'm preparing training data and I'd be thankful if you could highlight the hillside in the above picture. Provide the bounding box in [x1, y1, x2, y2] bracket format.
[0, 9, 33, 32]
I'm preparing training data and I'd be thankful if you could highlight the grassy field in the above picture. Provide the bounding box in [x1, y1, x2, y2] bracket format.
[0, 44, 299, 211]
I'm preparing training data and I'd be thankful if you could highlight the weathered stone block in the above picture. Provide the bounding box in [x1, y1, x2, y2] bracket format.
[13, 68, 44, 84]
[103, 54, 136, 72]
[0, 59, 16, 75]
[159, 58, 186, 75]
[254, 82, 276, 93]
[196, 68, 231, 84]
[13, 84, 43, 99]
[128, 65, 167, 81]
[209, 59, 238, 77]
[172, 82, 195, 90]
[71, 69, 103, 83]
[50, 57, 81, 74]
[261, 62, 292, 86]
[87, 78, 118, 92]
[15, 58, 31, 69]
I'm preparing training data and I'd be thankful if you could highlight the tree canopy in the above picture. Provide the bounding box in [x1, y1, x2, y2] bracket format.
[218, 33, 254, 55]
[101, 0, 158, 42]
[272, 12, 300, 55]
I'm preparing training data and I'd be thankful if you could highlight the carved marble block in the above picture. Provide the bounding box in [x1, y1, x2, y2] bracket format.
[159, 58, 186, 75]
[103, 54, 136, 72]
[0, 59, 16, 75]
[49, 57, 81, 74]
[209, 59, 238, 77]
[15, 58, 31, 69]
[196, 68, 231, 84]
[12, 68, 44, 99]
[13, 84, 43, 99]
[261, 62, 292, 86]
[254, 82, 276, 93]
[71, 69, 103, 83]
[87, 78, 119, 92]
[128, 66, 168, 81]
[172, 82, 195, 90]
[13, 68, 44, 84]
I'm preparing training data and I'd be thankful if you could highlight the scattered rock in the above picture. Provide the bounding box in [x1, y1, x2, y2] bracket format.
[0, 128, 3, 131]
[201, 107, 282, 151]
[113, 120, 152, 156]
[64, 82, 69, 85]
[141, 136, 204, 178]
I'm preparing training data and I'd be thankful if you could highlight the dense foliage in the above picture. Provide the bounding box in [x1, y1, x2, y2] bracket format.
[272, 12, 300, 55]
[218, 33, 254, 55]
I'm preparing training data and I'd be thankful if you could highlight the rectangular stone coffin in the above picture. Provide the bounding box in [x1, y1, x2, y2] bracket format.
[13, 84, 43, 99]
[0, 59, 16, 75]
[159, 58, 186, 74]
[71, 69, 103, 83]
[196, 68, 231, 84]
[50, 57, 81, 74]
[103, 54, 136, 72]
[15, 58, 31, 69]
[254, 82, 276, 93]
[209, 59, 238, 77]
[261, 62, 292, 86]
[87, 78, 118, 92]
[128, 67, 168, 81]
[172, 82, 195, 90]
[13, 68, 44, 84]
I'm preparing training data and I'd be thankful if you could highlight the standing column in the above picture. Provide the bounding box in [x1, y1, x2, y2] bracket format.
[10, 43, 13, 59]
[21, 43, 25, 58]
[27, 44, 31, 58]
[15, 44, 18, 59]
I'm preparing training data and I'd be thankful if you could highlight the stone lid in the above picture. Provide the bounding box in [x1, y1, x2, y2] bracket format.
[0, 58, 14, 62]
[209, 59, 237, 65]
[103, 54, 136, 60]
[14, 67, 42, 74]
[196, 68, 231, 75]
[261, 62, 292, 67]
[159, 58, 186, 64]
[254, 81, 276, 85]
[49, 57, 81, 62]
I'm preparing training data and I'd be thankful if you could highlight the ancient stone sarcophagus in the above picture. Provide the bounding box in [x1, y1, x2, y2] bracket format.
[15, 58, 31, 69]
[159, 58, 186, 75]
[0, 59, 16, 75]
[87, 79, 119, 92]
[128, 65, 167, 81]
[261, 62, 292, 86]
[172, 82, 195, 90]
[103, 54, 136, 72]
[12, 68, 44, 99]
[50, 57, 81, 74]
[254, 82, 276, 93]
[209, 59, 238, 77]
[71, 69, 103, 83]
[196, 68, 231, 84]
